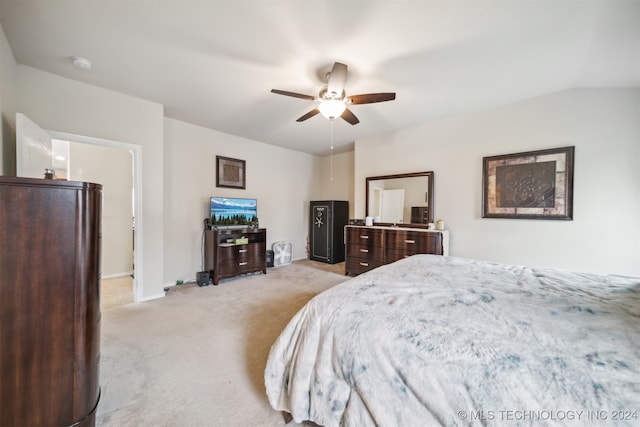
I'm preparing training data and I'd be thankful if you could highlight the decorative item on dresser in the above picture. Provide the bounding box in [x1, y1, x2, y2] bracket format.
[345, 225, 449, 276]
[309, 200, 349, 264]
[0, 176, 102, 427]
[204, 227, 267, 285]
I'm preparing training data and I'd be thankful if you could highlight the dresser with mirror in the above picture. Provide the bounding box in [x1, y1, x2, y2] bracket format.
[346, 171, 448, 276]
[366, 171, 434, 225]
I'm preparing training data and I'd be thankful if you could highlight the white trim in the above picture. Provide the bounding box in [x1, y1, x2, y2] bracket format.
[101, 272, 134, 280]
[47, 130, 145, 303]
[138, 293, 165, 302]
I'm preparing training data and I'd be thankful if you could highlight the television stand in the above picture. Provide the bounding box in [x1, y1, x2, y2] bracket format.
[204, 228, 266, 285]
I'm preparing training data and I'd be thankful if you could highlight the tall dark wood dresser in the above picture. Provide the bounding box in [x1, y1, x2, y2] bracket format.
[0, 176, 102, 427]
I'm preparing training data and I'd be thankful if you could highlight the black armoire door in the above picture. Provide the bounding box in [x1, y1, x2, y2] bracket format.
[309, 200, 348, 264]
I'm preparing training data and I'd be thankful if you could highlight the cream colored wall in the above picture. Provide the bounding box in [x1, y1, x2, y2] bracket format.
[0, 21, 16, 175]
[163, 118, 327, 282]
[314, 150, 355, 216]
[354, 89, 640, 277]
[10, 63, 353, 295]
[16, 65, 166, 300]
[70, 142, 134, 277]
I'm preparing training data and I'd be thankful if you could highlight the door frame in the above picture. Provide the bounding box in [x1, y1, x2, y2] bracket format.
[48, 130, 143, 303]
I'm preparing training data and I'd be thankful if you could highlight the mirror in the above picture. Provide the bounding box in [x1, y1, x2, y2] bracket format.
[366, 171, 434, 226]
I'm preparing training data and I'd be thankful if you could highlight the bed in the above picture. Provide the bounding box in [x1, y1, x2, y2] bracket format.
[264, 255, 640, 426]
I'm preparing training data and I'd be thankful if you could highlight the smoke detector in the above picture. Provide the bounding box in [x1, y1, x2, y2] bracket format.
[71, 56, 92, 70]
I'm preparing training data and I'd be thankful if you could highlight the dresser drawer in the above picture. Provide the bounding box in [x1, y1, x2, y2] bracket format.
[345, 226, 386, 276]
[218, 243, 265, 274]
[345, 227, 384, 248]
[235, 242, 265, 259]
[346, 257, 385, 275]
[346, 243, 385, 262]
[385, 248, 421, 263]
[238, 242, 266, 272]
[387, 230, 442, 253]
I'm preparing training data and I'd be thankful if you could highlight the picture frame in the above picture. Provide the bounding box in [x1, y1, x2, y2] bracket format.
[216, 156, 246, 189]
[482, 146, 574, 220]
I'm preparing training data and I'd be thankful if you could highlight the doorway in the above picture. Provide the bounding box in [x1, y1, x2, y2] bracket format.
[50, 131, 142, 303]
[16, 113, 143, 302]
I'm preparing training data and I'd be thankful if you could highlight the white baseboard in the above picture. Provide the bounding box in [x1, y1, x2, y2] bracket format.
[102, 271, 134, 280]
[138, 292, 165, 302]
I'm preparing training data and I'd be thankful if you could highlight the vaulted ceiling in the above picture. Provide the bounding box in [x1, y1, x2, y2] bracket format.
[1, 1, 638, 155]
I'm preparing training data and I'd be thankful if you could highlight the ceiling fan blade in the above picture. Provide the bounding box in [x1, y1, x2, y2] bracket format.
[271, 89, 315, 101]
[348, 92, 396, 104]
[341, 108, 360, 125]
[326, 62, 347, 98]
[296, 109, 320, 122]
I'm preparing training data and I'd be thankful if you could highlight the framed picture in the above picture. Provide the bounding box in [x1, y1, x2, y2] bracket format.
[482, 146, 574, 220]
[216, 156, 246, 189]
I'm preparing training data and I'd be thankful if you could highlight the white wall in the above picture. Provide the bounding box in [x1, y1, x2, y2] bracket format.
[17, 65, 166, 300]
[70, 142, 133, 277]
[163, 118, 326, 283]
[355, 89, 640, 277]
[0, 21, 16, 175]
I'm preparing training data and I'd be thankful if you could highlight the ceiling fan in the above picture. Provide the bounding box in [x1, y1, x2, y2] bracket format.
[271, 62, 396, 125]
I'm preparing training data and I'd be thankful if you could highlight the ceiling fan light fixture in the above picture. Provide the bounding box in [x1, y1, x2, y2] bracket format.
[318, 99, 346, 120]
[271, 61, 395, 125]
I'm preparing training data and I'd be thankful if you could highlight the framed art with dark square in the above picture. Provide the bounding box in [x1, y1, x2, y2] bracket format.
[216, 156, 246, 189]
[482, 146, 574, 220]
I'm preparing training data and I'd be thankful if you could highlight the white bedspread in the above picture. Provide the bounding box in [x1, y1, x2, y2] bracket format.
[264, 255, 640, 426]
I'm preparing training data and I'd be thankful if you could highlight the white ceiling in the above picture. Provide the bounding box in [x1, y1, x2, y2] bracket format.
[1, 1, 638, 156]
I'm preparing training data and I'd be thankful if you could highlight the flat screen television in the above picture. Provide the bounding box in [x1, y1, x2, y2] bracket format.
[210, 197, 258, 227]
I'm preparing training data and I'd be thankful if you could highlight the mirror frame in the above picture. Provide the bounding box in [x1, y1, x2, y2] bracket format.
[366, 171, 434, 227]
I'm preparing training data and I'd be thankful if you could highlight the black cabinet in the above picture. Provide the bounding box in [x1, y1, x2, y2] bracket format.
[309, 200, 349, 264]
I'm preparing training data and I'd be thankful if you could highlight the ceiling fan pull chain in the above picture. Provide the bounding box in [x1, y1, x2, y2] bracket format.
[330, 120, 334, 182]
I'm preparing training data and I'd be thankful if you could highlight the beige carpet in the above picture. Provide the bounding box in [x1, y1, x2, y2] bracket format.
[101, 276, 134, 310]
[96, 260, 348, 426]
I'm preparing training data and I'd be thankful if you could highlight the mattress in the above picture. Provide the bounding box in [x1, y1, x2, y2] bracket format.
[265, 255, 640, 426]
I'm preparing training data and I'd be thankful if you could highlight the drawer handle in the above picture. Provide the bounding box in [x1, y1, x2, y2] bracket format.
[238, 249, 248, 253]
[238, 262, 248, 266]
[405, 239, 415, 244]
[359, 262, 369, 266]
[360, 235, 369, 239]
[359, 249, 369, 253]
